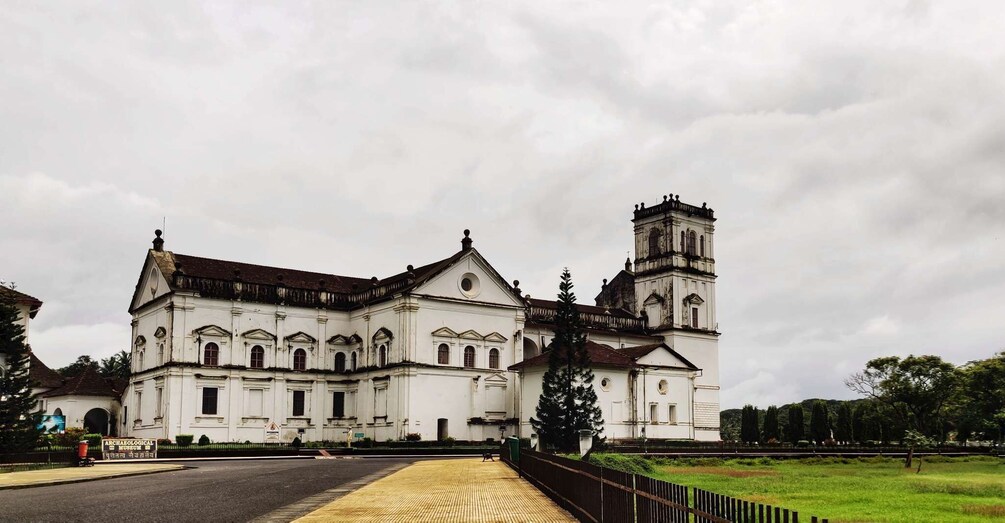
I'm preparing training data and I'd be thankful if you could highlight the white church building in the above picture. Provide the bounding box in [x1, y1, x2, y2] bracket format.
[123, 195, 720, 443]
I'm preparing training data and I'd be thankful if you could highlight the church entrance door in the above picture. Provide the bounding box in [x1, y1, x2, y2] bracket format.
[437, 418, 448, 441]
[84, 408, 109, 435]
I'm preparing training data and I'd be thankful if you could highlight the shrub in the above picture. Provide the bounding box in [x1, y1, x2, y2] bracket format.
[442, 437, 456, 447]
[586, 453, 655, 475]
[292, 437, 302, 448]
[156, 438, 172, 446]
[796, 440, 810, 448]
[82, 433, 103, 447]
[176, 434, 194, 447]
[54, 428, 87, 447]
[198, 434, 211, 446]
[405, 433, 422, 442]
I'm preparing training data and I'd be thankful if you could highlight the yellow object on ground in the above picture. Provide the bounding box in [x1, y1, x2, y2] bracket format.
[0, 463, 183, 489]
[296, 458, 575, 523]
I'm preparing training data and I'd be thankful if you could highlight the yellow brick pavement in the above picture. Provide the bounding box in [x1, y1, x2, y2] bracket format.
[0, 463, 183, 489]
[296, 458, 575, 523]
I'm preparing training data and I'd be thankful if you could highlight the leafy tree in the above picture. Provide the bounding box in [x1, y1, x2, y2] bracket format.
[786, 404, 805, 444]
[740, 405, 759, 444]
[57, 355, 94, 377]
[845, 355, 958, 439]
[530, 269, 604, 452]
[834, 402, 853, 444]
[954, 353, 1005, 443]
[810, 400, 831, 443]
[0, 294, 42, 452]
[99, 350, 131, 379]
[762, 406, 780, 443]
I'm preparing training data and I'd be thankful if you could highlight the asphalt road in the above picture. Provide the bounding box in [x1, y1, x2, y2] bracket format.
[0, 457, 416, 523]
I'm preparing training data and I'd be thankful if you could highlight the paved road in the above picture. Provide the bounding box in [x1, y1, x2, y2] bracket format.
[0, 458, 416, 523]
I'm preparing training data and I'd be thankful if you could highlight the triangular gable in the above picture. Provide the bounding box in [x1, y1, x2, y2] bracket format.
[634, 345, 700, 371]
[129, 253, 174, 313]
[683, 293, 704, 305]
[411, 250, 525, 307]
[483, 332, 508, 343]
[372, 327, 393, 342]
[431, 327, 459, 338]
[194, 325, 231, 337]
[242, 328, 276, 341]
[285, 331, 317, 344]
[458, 329, 483, 340]
[484, 372, 508, 384]
[154, 327, 167, 339]
[327, 334, 351, 344]
[134, 335, 147, 347]
[643, 292, 664, 306]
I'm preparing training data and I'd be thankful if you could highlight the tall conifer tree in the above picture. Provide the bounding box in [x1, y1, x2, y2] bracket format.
[0, 294, 42, 452]
[810, 400, 832, 443]
[530, 269, 603, 452]
[762, 406, 781, 443]
[786, 404, 805, 444]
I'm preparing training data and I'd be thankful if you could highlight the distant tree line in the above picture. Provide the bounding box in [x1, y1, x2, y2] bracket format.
[722, 352, 1005, 444]
[57, 351, 131, 380]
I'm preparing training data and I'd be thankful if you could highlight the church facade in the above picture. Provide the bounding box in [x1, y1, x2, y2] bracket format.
[123, 195, 720, 443]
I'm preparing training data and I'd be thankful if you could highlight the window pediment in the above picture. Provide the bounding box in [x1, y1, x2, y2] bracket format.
[242, 328, 276, 341]
[285, 331, 317, 344]
[484, 372, 508, 384]
[372, 327, 393, 342]
[327, 333, 360, 345]
[458, 329, 483, 340]
[134, 335, 147, 347]
[194, 325, 231, 338]
[483, 332, 508, 343]
[643, 292, 665, 306]
[153, 327, 167, 339]
[683, 293, 704, 305]
[431, 327, 459, 338]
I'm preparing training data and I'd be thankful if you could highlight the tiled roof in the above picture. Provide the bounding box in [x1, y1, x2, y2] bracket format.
[0, 286, 43, 317]
[28, 352, 65, 389]
[509, 341, 699, 371]
[509, 341, 636, 370]
[170, 252, 373, 293]
[41, 365, 118, 398]
[526, 298, 637, 319]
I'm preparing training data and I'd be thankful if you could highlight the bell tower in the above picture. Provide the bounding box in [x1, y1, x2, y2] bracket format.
[632, 194, 720, 440]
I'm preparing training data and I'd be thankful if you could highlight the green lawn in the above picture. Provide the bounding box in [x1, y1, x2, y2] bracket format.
[648, 456, 1005, 523]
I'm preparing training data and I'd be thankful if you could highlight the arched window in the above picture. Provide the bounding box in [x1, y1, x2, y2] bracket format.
[203, 343, 219, 366]
[489, 348, 500, 369]
[53, 408, 63, 417]
[350, 351, 357, 371]
[687, 231, 697, 256]
[700, 235, 705, 257]
[437, 343, 450, 365]
[680, 231, 686, 252]
[250, 345, 264, 369]
[463, 346, 475, 368]
[293, 349, 307, 371]
[378, 345, 387, 367]
[334, 352, 346, 372]
[648, 228, 661, 256]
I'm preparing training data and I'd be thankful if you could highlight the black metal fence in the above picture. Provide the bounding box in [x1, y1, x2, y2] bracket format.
[502, 445, 828, 523]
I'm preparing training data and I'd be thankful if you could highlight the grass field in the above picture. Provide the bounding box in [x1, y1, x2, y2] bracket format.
[642, 456, 1005, 523]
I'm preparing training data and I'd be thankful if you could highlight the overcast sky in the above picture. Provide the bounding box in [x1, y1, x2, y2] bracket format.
[2, 1, 1003, 409]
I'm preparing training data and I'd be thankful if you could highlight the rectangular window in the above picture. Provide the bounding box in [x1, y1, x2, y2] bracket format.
[135, 391, 142, 420]
[649, 403, 659, 424]
[155, 388, 163, 418]
[333, 391, 345, 418]
[292, 390, 305, 417]
[668, 404, 677, 423]
[691, 307, 699, 328]
[202, 387, 218, 415]
[247, 389, 263, 417]
[345, 391, 356, 418]
[374, 386, 387, 417]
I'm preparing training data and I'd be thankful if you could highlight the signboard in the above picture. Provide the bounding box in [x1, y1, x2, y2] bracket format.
[38, 415, 65, 434]
[264, 421, 281, 444]
[102, 438, 157, 460]
[354, 432, 365, 440]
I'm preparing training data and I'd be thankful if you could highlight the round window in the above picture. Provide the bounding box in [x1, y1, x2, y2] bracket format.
[658, 379, 669, 395]
[600, 377, 611, 391]
[458, 273, 480, 298]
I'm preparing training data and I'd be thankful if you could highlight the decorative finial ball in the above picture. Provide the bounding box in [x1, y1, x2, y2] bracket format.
[702, 202, 707, 208]
[155, 229, 162, 237]
[663, 195, 668, 202]
[634, 204, 639, 210]
[513, 280, 520, 287]
[407, 264, 414, 271]
[463, 229, 470, 237]
[603, 278, 608, 285]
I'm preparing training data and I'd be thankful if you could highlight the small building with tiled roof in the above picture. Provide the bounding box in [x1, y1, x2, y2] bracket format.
[123, 194, 721, 443]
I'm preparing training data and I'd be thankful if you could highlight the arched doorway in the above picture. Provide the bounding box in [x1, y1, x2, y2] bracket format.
[523, 338, 539, 361]
[84, 408, 109, 435]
